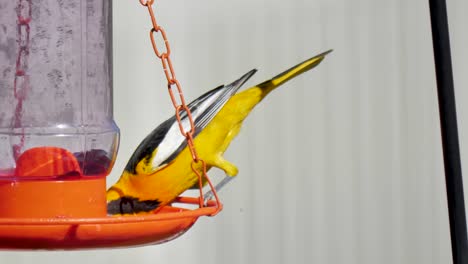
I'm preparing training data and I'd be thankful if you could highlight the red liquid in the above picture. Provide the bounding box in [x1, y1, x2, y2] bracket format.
[0, 148, 111, 181]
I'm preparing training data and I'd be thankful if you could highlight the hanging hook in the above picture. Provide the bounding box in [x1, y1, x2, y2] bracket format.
[204, 174, 234, 204]
[139, 0, 154, 7]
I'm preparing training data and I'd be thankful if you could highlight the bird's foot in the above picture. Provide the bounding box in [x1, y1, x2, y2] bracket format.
[209, 155, 238, 177]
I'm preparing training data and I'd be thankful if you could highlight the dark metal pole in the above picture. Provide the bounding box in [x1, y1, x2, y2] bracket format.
[428, 0, 468, 263]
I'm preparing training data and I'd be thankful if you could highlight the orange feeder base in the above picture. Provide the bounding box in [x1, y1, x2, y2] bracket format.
[0, 147, 222, 249]
[0, 194, 221, 250]
[0, 178, 107, 218]
[0, 174, 221, 250]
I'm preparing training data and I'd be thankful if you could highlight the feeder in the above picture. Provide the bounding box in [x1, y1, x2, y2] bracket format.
[0, 0, 220, 249]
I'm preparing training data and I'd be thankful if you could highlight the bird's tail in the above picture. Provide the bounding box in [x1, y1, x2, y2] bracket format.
[256, 49, 332, 98]
[224, 50, 332, 126]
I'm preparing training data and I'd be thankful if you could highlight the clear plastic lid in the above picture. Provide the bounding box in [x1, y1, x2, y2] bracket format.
[0, 0, 119, 179]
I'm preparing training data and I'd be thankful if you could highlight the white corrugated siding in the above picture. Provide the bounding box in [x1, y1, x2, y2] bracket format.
[2, 0, 468, 263]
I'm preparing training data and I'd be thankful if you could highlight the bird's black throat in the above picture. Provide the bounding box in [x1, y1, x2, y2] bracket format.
[107, 196, 161, 215]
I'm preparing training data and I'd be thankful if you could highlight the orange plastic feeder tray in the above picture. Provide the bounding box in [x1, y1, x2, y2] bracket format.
[0, 147, 222, 250]
[0, 196, 221, 250]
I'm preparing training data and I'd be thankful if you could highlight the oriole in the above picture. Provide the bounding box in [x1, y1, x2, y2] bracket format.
[107, 50, 331, 215]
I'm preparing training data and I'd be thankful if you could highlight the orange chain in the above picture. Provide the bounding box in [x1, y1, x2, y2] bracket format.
[12, 0, 32, 160]
[139, 0, 221, 212]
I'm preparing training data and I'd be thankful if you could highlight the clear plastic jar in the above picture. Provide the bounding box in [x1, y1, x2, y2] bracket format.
[0, 0, 119, 179]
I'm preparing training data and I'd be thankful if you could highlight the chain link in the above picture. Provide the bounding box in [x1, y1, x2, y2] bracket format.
[139, 1, 220, 209]
[14, 0, 31, 96]
[12, 0, 32, 159]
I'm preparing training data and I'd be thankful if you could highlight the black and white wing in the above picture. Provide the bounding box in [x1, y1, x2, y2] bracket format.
[124, 69, 257, 174]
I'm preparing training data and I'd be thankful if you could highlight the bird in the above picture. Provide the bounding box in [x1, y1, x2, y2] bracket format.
[107, 50, 332, 215]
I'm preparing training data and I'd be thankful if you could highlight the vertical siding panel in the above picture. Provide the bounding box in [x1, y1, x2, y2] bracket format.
[0, 1, 457, 263]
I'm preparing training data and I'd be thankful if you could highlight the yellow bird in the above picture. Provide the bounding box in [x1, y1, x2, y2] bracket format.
[107, 50, 332, 215]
